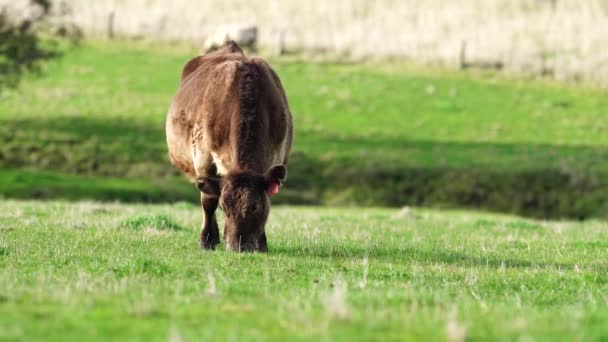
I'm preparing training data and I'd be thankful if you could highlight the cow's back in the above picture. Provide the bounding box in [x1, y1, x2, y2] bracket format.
[166, 43, 292, 180]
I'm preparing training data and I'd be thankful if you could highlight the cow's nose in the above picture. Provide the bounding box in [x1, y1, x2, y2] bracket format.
[225, 233, 257, 252]
[226, 240, 256, 252]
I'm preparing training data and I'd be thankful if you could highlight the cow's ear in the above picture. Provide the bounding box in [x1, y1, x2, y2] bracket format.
[266, 165, 287, 185]
[196, 177, 221, 197]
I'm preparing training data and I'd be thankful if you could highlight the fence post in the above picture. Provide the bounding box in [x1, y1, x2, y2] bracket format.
[107, 11, 114, 39]
[279, 30, 286, 55]
[459, 40, 467, 69]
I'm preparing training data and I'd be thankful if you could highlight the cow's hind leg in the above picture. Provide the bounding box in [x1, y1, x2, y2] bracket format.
[200, 193, 220, 250]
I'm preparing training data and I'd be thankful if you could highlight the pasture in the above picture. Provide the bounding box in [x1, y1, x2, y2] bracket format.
[1, 38, 608, 340]
[2, 40, 608, 218]
[1, 199, 607, 340]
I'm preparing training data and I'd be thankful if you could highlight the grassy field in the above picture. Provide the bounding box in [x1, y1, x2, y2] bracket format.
[2, 39, 608, 218]
[54, 0, 608, 83]
[0, 199, 607, 340]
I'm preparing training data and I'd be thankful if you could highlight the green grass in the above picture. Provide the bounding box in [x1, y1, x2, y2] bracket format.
[1, 199, 607, 340]
[0, 169, 197, 202]
[3, 38, 608, 341]
[2, 39, 608, 218]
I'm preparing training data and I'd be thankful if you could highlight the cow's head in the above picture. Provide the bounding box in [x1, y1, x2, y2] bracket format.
[197, 165, 287, 252]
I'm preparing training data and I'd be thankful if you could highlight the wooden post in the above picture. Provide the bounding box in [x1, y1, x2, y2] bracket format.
[459, 40, 467, 69]
[278, 30, 286, 55]
[107, 11, 114, 39]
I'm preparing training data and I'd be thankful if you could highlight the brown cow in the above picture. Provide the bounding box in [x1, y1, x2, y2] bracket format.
[166, 41, 293, 252]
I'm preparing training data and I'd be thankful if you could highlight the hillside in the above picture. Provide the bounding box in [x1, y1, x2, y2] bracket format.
[1, 40, 608, 218]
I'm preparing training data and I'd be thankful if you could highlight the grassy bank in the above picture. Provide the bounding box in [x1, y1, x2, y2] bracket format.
[1, 40, 608, 218]
[1, 199, 607, 340]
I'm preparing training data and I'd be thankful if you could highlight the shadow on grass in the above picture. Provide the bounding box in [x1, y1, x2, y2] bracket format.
[286, 135, 608, 219]
[2, 116, 608, 219]
[0, 169, 198, 203]
[271, 244, 607, 272]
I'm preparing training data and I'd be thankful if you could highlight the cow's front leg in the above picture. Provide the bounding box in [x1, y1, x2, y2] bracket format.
[200, 194, 220, 250]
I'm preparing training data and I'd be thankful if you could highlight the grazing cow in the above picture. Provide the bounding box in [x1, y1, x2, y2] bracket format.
[166, 41, 293, 252]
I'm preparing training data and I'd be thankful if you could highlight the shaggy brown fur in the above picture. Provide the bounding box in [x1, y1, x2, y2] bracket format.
[166, 41, 293, 252]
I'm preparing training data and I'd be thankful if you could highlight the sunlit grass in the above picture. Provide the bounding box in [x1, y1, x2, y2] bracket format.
[1, 40, 608, 217]
[0, 199, 607, 340]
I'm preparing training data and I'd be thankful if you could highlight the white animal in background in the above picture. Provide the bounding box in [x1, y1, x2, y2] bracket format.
[203, 25, 258, 52]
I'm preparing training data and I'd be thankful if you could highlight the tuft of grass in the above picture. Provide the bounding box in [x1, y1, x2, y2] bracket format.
[121, 214, 184, 231]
